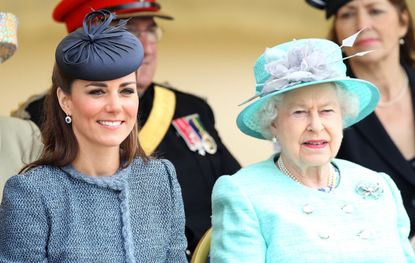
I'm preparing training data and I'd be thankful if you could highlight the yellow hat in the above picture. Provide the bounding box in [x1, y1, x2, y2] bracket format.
[0, 12, 18, 64]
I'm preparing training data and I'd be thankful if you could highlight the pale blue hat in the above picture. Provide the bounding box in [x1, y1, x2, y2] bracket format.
[237, 38, 380, 140]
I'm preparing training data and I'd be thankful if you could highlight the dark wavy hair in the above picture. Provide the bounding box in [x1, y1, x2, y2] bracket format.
[328, 0, 415, 67]
[21, 64, 148, 172]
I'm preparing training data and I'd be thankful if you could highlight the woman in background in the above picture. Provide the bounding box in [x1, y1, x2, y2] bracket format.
[306, 0, 415, 238]
[0, 10, 187, 262]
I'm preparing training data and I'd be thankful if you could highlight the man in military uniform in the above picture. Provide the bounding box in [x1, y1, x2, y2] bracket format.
[0, 12, 42, 196]
[12, 0, 240, 258]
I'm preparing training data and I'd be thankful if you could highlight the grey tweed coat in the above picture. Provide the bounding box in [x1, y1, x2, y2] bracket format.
[0, 158, 187, 263]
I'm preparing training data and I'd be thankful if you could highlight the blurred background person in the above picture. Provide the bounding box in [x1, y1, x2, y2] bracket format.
[0, 10, 186, 262]
[306, 0, 415, 240]
[211, 38, 414, 262]
[11, 0, 240, 258]
[0, 12, 42, 197]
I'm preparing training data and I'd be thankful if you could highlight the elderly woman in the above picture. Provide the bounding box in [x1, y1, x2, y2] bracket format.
[306, 0, 415, 241]
[0, 10, 186, 262]
[210, 38, 415, 262]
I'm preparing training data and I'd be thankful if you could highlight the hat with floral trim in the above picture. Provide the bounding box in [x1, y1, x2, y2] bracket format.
[236, 38, 379, 140]
[0, 12, 18, 64]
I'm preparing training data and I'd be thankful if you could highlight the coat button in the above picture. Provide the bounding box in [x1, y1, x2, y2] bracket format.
[302, 204, 314, 214]
[318, 231, 330, 239]
[357, 229, 371, 240]
[342, 204, 354, 214]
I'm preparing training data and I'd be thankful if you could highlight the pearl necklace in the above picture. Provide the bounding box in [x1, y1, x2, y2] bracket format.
[277, 157, 335, 191]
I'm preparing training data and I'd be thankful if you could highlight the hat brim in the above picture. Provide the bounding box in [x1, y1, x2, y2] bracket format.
[116, 10, 173, 20]
[236, 78, 380, 140]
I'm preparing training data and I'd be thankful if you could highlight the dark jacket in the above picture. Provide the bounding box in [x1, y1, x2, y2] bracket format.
[139, 84, 241, 254]
[337, 63, 415, 237]
[15, 82, 241, 256]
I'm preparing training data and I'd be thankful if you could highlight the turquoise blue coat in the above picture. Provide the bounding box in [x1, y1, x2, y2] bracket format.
[211, 155, 415, 263]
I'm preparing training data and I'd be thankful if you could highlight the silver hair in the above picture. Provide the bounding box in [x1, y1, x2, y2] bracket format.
[256, 83, 360, 140]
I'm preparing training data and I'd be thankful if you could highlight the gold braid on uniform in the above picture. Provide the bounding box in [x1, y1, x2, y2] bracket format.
[139, 84, 176, 155]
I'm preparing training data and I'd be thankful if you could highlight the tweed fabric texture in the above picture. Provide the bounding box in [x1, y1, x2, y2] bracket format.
[211, 155, 415, 263]
[0, 158, 187, 262]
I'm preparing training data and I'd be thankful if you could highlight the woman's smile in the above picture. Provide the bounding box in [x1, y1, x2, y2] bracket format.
[97, 120, 124, 129]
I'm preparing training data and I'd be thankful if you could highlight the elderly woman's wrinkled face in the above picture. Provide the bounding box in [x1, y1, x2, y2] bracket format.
[272, 84, 343, 169]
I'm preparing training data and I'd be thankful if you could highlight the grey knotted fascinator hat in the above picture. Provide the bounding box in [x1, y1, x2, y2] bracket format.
[55, 9, 144, 81]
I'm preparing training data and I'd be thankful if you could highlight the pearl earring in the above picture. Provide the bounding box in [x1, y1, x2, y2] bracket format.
[399, 38, 405, 45]
[272, 136, 278, 143]
[65, 115, 72, 124]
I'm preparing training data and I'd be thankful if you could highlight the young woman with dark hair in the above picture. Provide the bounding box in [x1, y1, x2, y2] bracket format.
[0, 10, 187, 263]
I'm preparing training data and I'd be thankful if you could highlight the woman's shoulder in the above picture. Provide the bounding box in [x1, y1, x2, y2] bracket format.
[334, 158, 398, 189]
[129, 158, 180, 195]
[214, 157, 278, 190]
[131, 157, 174, 173]
[7, 165, 63, 185]
[333, 158, 380, 176]
[129, 158, 176, 184]
[229, 157, 276, 179]
[4, 165, 65, 198]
